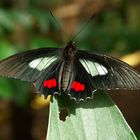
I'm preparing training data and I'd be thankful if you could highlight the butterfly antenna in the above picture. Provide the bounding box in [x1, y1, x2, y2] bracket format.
[72, 13, 95, 40]
[49, 11, 70, 41]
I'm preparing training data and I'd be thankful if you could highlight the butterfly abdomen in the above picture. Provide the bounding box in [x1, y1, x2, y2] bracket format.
[61, 60, 73, 91]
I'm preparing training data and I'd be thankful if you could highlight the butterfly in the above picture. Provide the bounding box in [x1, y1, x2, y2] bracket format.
[0, 40, 140, 102]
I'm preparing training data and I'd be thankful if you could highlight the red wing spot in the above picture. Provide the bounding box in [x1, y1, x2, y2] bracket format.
[43, 80, 48, 87]
[71, 81, 85, 92]
[48, 80, 53, 88]
[80, 84, 85, 91]
[71, 81, 77, 89]
[75, 82, 80, 92]
[52, 79, 57, 87]
[43, 79, 57, 89]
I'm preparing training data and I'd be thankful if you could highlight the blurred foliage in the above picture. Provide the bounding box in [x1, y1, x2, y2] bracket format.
[77, 10, 140, 54]
[0, 0, 140, 139]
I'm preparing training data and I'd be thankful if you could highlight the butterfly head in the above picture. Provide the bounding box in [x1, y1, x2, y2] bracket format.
[67, 40, 75, 47]
[63, 41, 77, 59]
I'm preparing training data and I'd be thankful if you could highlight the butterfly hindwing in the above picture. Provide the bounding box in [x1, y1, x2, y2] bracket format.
[68, 59, 96, 102]
[76, 50, 140, 90]
[33, 60, 62, 97]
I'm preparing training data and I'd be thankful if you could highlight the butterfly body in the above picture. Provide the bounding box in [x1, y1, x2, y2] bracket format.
[0, 41, 140, 102]
[59, 41, 77, 92]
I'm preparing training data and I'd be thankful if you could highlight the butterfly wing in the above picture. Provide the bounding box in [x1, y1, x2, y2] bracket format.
[76, 50, 140, 90]
[1, 46, 140, 101]
[0, 48, 62, 82]
[0, 48, 64, 97]
[67, 59, 96, 102]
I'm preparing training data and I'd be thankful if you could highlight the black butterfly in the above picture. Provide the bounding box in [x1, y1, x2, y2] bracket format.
[0, 41, 140, 102]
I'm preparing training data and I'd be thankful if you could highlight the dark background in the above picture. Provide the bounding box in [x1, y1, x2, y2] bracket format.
[0, 0, 140, 140]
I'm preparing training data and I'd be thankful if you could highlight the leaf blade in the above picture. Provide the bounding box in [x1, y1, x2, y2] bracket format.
[47, 91, 137, 140]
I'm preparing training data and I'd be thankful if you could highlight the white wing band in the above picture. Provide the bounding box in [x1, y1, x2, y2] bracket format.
[29, 56, 57, 71]
[80, 59, 108, 76]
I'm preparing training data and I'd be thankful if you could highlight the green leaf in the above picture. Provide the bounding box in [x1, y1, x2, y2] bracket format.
[0, 78, 30, 106]
[0, 9, 16, 31]
[30, 37, 58, 49]
[0, 78, 13, 99]
[0, 40, 16, 59]
[47, 91, 137, 140]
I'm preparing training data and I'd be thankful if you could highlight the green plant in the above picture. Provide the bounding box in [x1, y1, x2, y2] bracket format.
[47, 91, 137, 140]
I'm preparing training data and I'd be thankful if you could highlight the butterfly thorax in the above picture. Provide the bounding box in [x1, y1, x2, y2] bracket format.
[63, 41, 77, 60]
[59, 41, 77, 92]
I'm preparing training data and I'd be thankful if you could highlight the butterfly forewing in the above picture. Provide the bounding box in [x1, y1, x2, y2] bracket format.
[0, 48, 62, 82]
[76, 50, 140, 90]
